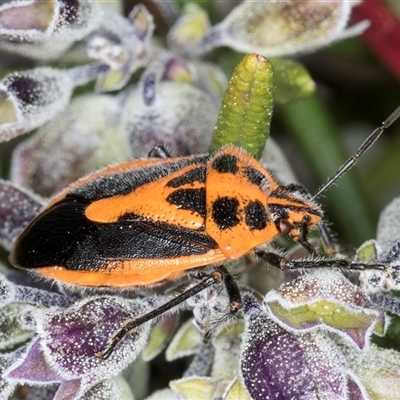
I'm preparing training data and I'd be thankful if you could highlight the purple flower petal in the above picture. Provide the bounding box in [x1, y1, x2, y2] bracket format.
[88, 5, 154, 92]
[240, 294, 351, 400]
[35, 296, 151, 382]
[0, 68, 73, 142]
[0, 181, 43, 250]
[54, 379, 82, 400]
[14, 286, 74, 309]
[347, 375, 368, 400]
[0, 64, 109, 143]
[7, 339, 59, 383]
[128, 4, 154, 42]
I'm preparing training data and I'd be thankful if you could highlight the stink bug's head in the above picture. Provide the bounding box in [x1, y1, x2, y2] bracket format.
[268, 184, 322, 244]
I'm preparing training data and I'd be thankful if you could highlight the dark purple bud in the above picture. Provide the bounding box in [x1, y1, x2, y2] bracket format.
[0, 68, 73, 142]
[0, 64, 109, 142]
[0, 0, 101, 59]
[241, 297, 314, 399]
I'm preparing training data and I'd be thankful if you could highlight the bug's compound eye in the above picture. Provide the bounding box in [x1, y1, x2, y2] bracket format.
[278, 219, 293, 235]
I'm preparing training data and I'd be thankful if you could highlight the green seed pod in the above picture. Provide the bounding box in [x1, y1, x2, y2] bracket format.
[210, 53, 275, 159]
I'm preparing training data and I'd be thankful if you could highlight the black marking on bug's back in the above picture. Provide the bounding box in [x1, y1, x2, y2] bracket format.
[285, 184, 310, 198]
[245, 166, 267, 189]
[71, 155, 210, 202]
[212, 154, 239, 174]
[268, 203, 321, 218]
[12, 195, 218, 271]
[117, 213, 218, 256]
[269, 188, 315, 206]
[244, 200, 269, 230]
[167, 188, 206, 217]
[212, 196, 240, 230]
[268, 188, 303, 202]
[166, 167, 206, 188]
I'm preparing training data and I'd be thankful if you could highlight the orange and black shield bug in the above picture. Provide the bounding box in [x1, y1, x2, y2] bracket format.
[11, 146, 324, 285]
[9, 107, 400, 358]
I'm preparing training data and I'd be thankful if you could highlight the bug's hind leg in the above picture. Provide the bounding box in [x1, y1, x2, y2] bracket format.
[98, 266, 241, 360]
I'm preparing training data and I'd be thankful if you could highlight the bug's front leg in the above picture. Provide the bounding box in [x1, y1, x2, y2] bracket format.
[256, 251, 386, 271]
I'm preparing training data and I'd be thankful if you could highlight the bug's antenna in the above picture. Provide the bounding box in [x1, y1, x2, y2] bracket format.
[313, 106, 400, 200]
